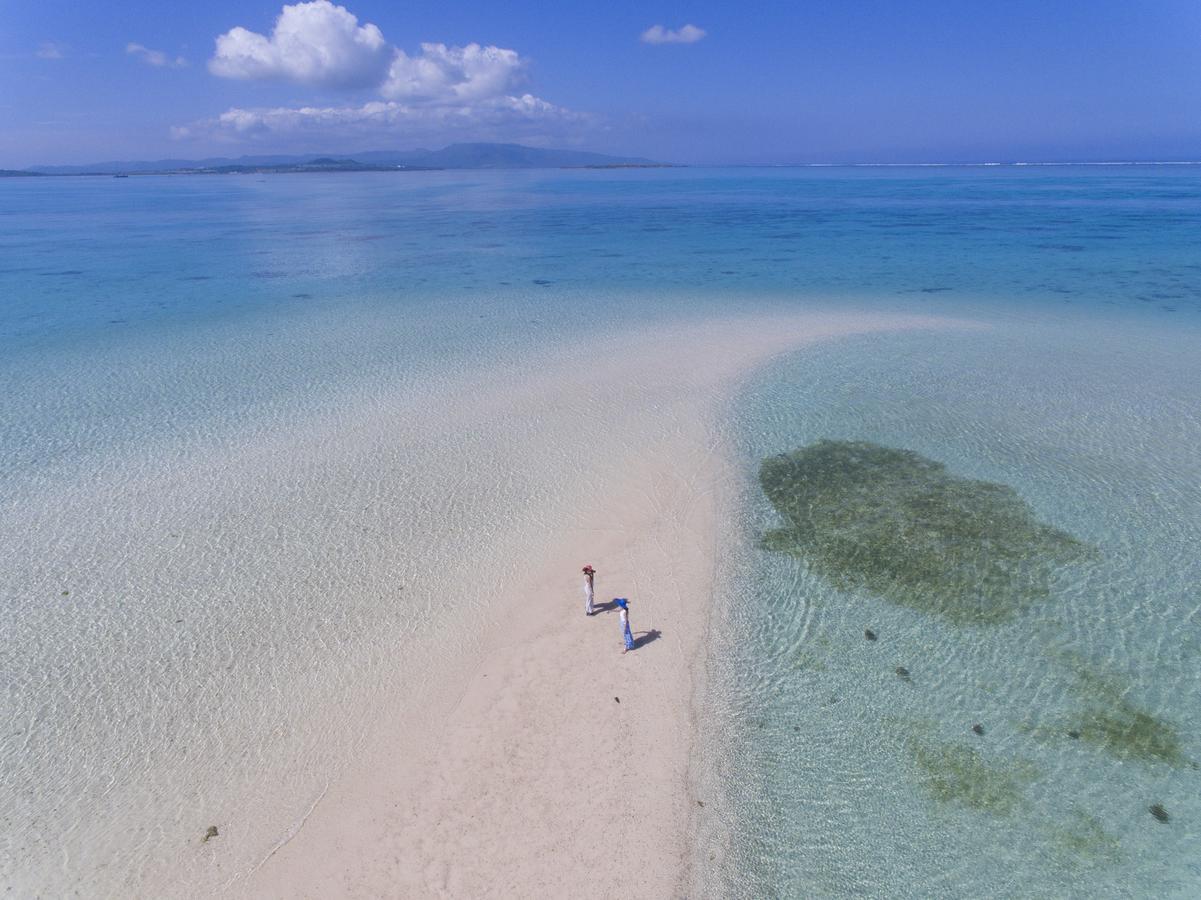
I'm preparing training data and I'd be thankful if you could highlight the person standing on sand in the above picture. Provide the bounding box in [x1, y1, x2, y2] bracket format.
[615, 598, 635, 653]
[583, 565, 596, 616]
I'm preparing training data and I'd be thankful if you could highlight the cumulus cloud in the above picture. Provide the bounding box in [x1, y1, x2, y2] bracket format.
[176, 94, 579, 136]
[36, 42, 66, 59]
[381, 42, 525, 103]
[127, 43, 186, 68]
[188, 1, 581, 145]
[209, 0, 390, 88]
[172, 94, 585, 144]
[640, 24, 706, 45]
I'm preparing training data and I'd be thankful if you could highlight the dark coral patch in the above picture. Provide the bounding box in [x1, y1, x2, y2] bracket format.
[907, 734, 1039, 816]
[759, 440, 1093, 625]
[1034, 658, 1188, 767]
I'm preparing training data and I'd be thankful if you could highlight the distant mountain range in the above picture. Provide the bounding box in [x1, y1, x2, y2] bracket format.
[11, 143, 665, 176]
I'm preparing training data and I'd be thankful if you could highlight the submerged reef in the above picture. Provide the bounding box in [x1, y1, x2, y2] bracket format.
[1063, 663, 1186, 766]
[1026, 652, 1190, 767]
[759, 440, 1093, 625]
[905, 732, 1039, 816]
[791, 648, 828, 672]
[1052, 811, 1120, 863]
[1070, 701, 1184, 766]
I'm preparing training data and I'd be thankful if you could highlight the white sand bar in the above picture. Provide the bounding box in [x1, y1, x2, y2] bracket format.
[2, 308, 969, 897]
[243, 310, 969, 898]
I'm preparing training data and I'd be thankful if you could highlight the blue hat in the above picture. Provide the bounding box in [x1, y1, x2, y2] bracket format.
[615, 598, 629, 609]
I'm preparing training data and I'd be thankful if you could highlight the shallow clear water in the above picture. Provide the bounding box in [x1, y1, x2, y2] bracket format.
[3, 166, 1201, 349]
[701, 321, 1201, 897]
[1, 167, 1199, 895]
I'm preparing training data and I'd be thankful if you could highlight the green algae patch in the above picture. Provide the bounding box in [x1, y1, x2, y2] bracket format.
[1029, 654, 1188, 767]
[906, 733, 1040, 816]
[1071, 703, 1184, 766]
[1068, 667, 1186, 766]
[791, 648, 827, 672]
[1052, 811, 1120, 864]
[759, 440, 1093, 625]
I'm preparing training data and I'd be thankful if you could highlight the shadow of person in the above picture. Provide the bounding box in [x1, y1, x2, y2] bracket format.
[593, 599, 620, 614]
[633, 629, 662, 649]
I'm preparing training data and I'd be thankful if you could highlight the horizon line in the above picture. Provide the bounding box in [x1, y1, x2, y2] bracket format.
[8, 155, 1201, 174]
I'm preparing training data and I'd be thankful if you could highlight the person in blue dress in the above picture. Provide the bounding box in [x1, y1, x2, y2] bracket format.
[615, 598, 635, 653]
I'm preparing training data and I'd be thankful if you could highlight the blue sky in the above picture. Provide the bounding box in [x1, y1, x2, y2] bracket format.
[3, 0, 1200, 166]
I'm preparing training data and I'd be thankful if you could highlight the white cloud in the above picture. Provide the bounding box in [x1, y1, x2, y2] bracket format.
[209, 0, 390, 88]
[640, 24, 706, 45]
[126, 43, 186, 68]
[173, 94, 584, 142]
[189, 1, 583, 146]
[381, 42, 525, 103]
[36, 42, 66, 60]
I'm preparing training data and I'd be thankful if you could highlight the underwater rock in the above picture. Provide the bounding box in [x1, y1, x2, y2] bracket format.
[972, 724, 985, 736]
[759, 440, 1093, 625]
[1149, 804, 1169, 823]
[864, 628, 877, 641]
[895, 666, 911, 679]
[203, 826, 218, 843]
[1067, 730, 1081, 739]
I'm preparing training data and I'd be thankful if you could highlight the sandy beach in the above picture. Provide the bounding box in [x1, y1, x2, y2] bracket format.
[0, 305, 964, 898]
[233, 310, 964, 898]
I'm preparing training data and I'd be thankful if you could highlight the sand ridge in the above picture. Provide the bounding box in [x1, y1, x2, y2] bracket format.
[242, 310, 972, 898]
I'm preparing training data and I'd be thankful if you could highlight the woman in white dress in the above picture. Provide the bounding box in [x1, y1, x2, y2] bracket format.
[582, 565, 596, 616]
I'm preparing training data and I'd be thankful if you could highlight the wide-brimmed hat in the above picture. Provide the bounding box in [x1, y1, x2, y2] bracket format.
[582, 565, 595, 574]
[615, 598, 629, 609]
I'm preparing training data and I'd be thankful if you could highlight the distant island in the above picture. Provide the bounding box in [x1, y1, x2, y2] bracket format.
[3, 143, 669, 177]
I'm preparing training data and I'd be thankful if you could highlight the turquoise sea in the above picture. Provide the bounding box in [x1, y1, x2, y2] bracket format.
[2, 167, 1199, 896]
